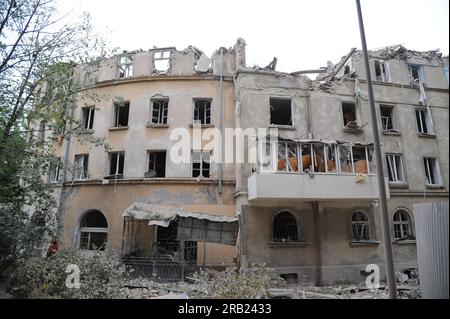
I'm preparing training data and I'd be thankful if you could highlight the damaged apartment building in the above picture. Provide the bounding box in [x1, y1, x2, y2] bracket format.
[37, 39, 449, 284]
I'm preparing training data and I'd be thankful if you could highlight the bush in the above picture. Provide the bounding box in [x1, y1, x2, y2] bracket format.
[10, 249, 128, 299]
[192, 262, 283, 299]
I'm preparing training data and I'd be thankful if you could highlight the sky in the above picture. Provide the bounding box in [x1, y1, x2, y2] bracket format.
[57, 0, 449, 73]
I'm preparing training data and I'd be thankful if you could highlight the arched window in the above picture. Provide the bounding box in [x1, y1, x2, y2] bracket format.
[393, 209, 413, 239]
[273, 211, 299, 242]
[352, 211, 370, 241]
[79, 210, 108, 251]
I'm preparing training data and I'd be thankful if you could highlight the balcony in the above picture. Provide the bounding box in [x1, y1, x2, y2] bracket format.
[248, 172, 389, 201]
[248, 139, 390, 202]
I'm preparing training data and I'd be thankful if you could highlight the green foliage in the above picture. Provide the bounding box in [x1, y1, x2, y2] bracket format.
[0, 0, 113, 276]
[11, 249, 128, 299]
[192, 262, 283, 299]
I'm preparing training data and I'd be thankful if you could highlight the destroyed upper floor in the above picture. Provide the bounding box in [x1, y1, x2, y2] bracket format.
[314, 45, 449, 90]
[74, 39, 247, 86]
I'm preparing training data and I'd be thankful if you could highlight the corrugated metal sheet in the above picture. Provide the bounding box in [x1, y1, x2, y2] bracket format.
[413, 202, 449, 299]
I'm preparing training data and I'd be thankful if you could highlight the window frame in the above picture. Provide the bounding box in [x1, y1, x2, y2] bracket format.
[193, 99, 212, 125]
[423, 157, 442, 186]
[146, 150, 166, 178]
[272, 210, 300, 243]
[117, 54, 133, 78]
[351, 211, 371, 241]
[269, 97, 293, 127]
[408, 64, 425, 85]
[74, 154, 89, 180]
[49, 158, 61, 183]
[191, 150, 211, 178]
[393, 209, 414, 240]
[82, 106, 95, 130]
[374, 60, 391, 82]
[151, 99, 169, 125]
[113, 101, 130, 127]
[379, 104, 397, 132]
[341, 100, 361, 130]
[386, 153, 406, 184]
[108, 151, 125, 178]
[415, 107, 434, 135]
[152, 49, 172, 72]
[78, 210, 108, 251]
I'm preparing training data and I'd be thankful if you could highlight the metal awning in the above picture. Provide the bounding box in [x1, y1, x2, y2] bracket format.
[122, 202, 239, 245]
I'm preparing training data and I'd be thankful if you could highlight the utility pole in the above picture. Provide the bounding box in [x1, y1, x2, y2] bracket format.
[355, 0, 397, 299]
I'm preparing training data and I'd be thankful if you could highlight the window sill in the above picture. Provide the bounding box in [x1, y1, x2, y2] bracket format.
[389, 182, 409, 189]
[393, 240, 416, 245]
[269, 124, 295, 130]
[382, 130, 400, 136]
[109, 126, 129, 131]
[343, 127, 363, 133]
[417, 133, 436, 138]
[349, 241, 380, 247]
[103, 174, 124, 180]
[146, 123, 169, 128]
[426, 184, 444, 189]
[268, 241, 308, 247]
[189, 124, 214, 128]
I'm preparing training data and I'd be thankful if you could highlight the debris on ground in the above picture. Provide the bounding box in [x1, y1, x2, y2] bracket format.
[121, 275, 421, 299]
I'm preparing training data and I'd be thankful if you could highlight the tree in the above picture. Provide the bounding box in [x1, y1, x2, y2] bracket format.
[0, 0, 111, 274]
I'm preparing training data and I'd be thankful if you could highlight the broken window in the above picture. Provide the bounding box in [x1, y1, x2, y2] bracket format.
[393, 209, 413, 240]
[118, 54, 133, 78]
[258, 141, 275, 172]
[342, 101, 360, 129]
[49, 158, 61, 183]
[386, 154, 405, 183]
[351, 146, 369, 174]
[79, 210, 108, 251]
[84, 68, 98, 85]
[273, 211, 299, 242]
[337, 145, 371, 174]
[153, 49, 171, 72]
[270, 98, 292, 126]
[380, 104, 396, 131]
[415, 108, 433, 134]
[74, 154, 89, 180]
[114, 101, 130, 127]
[277, 142, 298, 172]
[193, 99, 211, 125]
[374, 60, 390, 82]
[192, 151, 210, 178]
[38, 120, 46, 141]
[408, 64, 424, 85]
[146, 151, 166, 178]
[151, 99, 168, 124]
[323, 144, 338, 173]
[352, 211, 370, 241]
[300, 144, 313, 173]
[82, 106, 95, 130]
[109, 152, 125, 178]
[423, 157, 441, 185]
[298, 143, 335, 173]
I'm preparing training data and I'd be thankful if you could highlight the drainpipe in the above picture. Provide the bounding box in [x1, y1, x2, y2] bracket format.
[56, 66, 76, 240]
[313, 202, 323, 285]
[218, 48, 224, 194]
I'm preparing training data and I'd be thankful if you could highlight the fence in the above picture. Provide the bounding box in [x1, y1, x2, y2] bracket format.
[122, 256, 225, 282]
